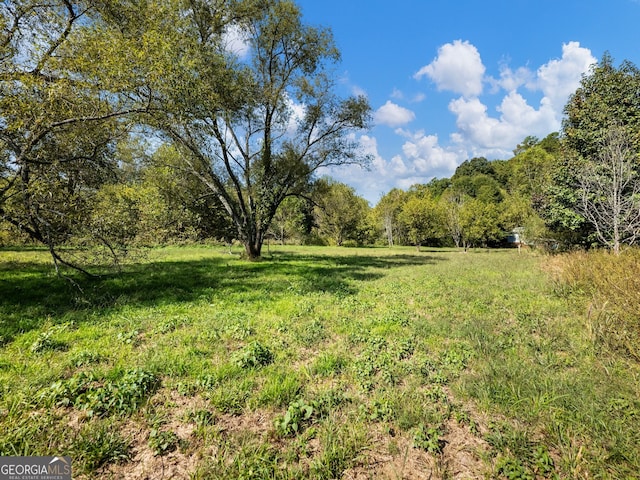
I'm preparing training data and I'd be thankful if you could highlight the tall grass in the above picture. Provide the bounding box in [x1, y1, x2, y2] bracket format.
[546, 248, 640, 360]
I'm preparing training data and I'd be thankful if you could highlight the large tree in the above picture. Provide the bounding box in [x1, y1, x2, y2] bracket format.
[578, 127, 640, 253]
[374, 188, 407, 247]
[138, 0, 371, 259]
[0, 0, 146, 273]
[555, 54, 640, 249]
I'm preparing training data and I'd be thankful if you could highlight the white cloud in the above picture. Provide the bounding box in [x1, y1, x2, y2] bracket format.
[442, 41, 596, 158]
[390, 88, 404, 100]
[389, 155, 409, 175]
[414, 40, 485, 97]
[400, 130, 460, 174]
[374, 100, 416, 127]
[533, 41, 596, 118]
[283, 93, 307, 136]
[494, 64, 534, 92]
[352, 85, 368, 97]
[448, 92, 558, 157]
[327, 42, 597, 204]
[359, 135, 387, 174]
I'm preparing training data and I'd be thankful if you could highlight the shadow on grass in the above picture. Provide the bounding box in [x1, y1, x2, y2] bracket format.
[0, 251, 443, 343]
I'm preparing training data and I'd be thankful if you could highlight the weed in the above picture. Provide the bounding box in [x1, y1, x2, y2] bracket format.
[117, 330, 140, 346]
[311, 418, 365, 480]
[395, 337, 416, 360]
[30, 330, 67, 354]
[296, 318, 326, 346]
[364, 398, 394, 422]
[311, 351, 346, 377]
[256, 372, 302, 408]
[225, 322, 254, 340]
[187, 409, 216, 426]
[155, 318, 178, 334]
[148, 428, 179, 456]
[70, 350, 105, 367]
[208, 378, 255, 415]
[196, 438, 288, 480]
[533, 446, 557, 477]
[275, 399, 315, 437]
[413, 424, 445, 454]
[40, 368, 160, 417]
[234, 342, 274, 369]
[496, 456, 533, 480]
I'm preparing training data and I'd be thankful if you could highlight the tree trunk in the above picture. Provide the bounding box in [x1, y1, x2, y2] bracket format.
[244, 238, 262, 260]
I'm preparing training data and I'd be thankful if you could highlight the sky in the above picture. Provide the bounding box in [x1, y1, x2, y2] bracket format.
[292, 0, 640, 204]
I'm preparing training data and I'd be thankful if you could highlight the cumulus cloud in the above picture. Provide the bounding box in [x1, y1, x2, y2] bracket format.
[390, 88, 404, 100]
[534, 41, 596, 117]
[494, 64, 534, 92]
[374, 101, 416, 127]
[414, 40, 485, 97]
[441, 41, 596, 157]
[328, 42, 597, 203]
[448, 93, 556, 156]
[400, 130, 460, 175]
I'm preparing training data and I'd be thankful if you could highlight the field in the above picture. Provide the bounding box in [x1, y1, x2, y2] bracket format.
[1, 245, 639, 479]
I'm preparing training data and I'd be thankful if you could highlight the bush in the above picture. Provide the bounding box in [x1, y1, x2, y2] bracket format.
[546, 248, 640, 359]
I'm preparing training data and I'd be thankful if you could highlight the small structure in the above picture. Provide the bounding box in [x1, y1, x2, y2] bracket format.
[506, 227, 526, 253]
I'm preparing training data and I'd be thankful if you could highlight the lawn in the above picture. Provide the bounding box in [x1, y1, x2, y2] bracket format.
[0, 245, 638, 479]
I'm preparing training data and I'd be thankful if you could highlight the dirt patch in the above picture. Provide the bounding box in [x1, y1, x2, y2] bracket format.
[344, 426, 439, 479]
[92, 389, 280, 480]
[441, 417, 490, 479]
[95, 391, 208, 480]
[343, 420, 490, 480]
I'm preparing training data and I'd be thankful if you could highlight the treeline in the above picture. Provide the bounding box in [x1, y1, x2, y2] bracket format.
[2, 0, 640, 263]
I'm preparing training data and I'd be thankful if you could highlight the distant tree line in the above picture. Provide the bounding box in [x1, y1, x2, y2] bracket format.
[1, 0, 639, 266]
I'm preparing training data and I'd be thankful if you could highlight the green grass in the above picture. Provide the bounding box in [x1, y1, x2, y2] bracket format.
[1, 245, 639, 478]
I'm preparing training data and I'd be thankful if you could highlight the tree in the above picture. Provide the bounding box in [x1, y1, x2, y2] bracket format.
[313, 179, 369, 246]
[0, 0, 146, 273]
[374, 188, 407, 247]
[578, 127, 640, 253]
[398, 193, 443, 251]
[550, 54, 640, 247]
[269, 196, 312, 245]
[564, 54, 640, 159]
[452, 157, 495, 179]
[459, 199, 502, 249]
[440, 189, 465, 248]
[141, 0, 370, 259]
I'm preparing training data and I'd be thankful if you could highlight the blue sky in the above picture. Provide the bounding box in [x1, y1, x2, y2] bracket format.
[294, 0, 640, 203]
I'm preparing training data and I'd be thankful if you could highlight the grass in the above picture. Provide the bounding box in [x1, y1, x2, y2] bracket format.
[1, 244, 639, 478]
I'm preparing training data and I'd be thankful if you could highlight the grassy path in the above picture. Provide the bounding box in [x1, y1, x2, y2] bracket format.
[1, 246, 639, 478]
